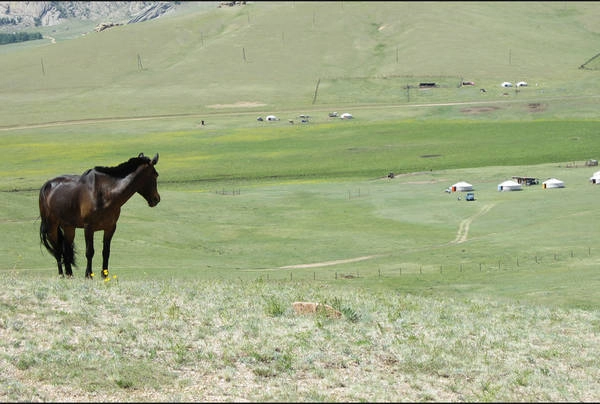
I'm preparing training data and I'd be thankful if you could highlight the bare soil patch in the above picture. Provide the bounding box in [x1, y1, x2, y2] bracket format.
[460, 105, 501, 114]
[527, 102, 546, 112]
[207, 101, 266, 109]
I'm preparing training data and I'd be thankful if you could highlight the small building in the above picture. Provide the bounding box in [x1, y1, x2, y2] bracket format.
[498, 180, 522, 192]
[542, 178, 565, 189]
[512, 176, 539, 186]
[451, 181, 473, 192]
[590, 171, 600, 184]
[340, 113, 353, 119]
[501, 81, 513, 87]
[265, 115, 279, 121]
[516, 81, 528, 87]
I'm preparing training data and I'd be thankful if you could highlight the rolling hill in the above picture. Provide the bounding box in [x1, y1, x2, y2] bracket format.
[0, 1, 599, 127]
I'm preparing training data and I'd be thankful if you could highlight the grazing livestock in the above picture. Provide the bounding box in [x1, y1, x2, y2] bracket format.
[39, 153, 160, 278]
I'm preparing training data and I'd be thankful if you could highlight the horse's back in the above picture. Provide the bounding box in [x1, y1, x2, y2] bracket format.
[39, 175, 86, 224]
[40, 175, 82, 198]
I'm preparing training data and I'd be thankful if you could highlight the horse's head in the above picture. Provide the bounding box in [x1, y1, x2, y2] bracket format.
[137, 153, 161, 207]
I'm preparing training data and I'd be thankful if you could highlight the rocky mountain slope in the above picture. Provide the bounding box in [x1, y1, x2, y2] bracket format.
[0, 1, 186, 31]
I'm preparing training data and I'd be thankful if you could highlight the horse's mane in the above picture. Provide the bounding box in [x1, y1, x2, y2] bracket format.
[93, 155, 150, 178]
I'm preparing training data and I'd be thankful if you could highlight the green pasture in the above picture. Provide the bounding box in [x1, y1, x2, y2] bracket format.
[2, 117, 600, 310]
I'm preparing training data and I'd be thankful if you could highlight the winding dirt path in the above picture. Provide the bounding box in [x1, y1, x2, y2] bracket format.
[451, 203, 495, 244]
[280, 255, 377, 269]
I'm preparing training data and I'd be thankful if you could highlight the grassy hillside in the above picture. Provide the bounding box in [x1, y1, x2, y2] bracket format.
[0, 1, 599, 127]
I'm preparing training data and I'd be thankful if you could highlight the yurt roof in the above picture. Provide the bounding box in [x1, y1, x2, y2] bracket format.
[453, 181, 472, 187]
[543, 178, 564, 185]
[499, 180, 521, 187]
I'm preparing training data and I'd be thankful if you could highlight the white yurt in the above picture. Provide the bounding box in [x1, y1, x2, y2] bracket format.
[340, 112, 353, 119]
[542, 178, 565, 189]
[451, 181, 473, 192]
[498, 180, 522, 192]
[590, 171, 600, 184]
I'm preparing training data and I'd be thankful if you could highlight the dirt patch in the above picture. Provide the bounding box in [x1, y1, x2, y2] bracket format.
[460, 106, 500, 114]
[207, 101, 266, 109]
[527, 102, 546, 112]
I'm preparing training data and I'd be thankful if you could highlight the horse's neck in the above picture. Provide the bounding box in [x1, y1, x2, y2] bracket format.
[99, 169, 143, 206]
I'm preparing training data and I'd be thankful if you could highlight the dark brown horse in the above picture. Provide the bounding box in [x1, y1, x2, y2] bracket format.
[39, 153, 160, 278]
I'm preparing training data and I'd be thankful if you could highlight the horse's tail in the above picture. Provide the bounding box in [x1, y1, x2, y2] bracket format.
[39, 182, 62, 263]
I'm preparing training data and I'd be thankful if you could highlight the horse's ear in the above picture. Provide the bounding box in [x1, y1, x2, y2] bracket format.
[151, 153, 159, 165]
[138, 153, 145, 158]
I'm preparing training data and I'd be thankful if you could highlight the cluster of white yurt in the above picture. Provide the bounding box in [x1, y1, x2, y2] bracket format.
[542, 178, 565, 189]
[590, 171, 600, 184]
[497, 180, 522, 192]
[447, 176, 573, 194]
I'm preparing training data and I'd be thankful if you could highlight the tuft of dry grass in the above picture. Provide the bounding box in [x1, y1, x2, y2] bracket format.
[2, 273, 600, 401]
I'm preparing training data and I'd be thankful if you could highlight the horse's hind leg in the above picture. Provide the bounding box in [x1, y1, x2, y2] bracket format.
[84, 226, 95, 279]
[47, 225, 64, 277]
[62, 227, 76, 277]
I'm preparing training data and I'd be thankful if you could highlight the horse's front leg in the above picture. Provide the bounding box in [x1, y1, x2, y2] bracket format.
[84, 227, 95, 279]
[101, 225, 116, 279]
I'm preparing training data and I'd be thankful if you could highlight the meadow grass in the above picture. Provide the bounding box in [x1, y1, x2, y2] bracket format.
[2, 274, 600, 402]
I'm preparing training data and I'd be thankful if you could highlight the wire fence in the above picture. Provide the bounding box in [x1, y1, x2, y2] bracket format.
[241, 246, 597, 282]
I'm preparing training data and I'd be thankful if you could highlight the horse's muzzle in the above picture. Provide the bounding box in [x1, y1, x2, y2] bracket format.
[148, 195, 160, 207]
